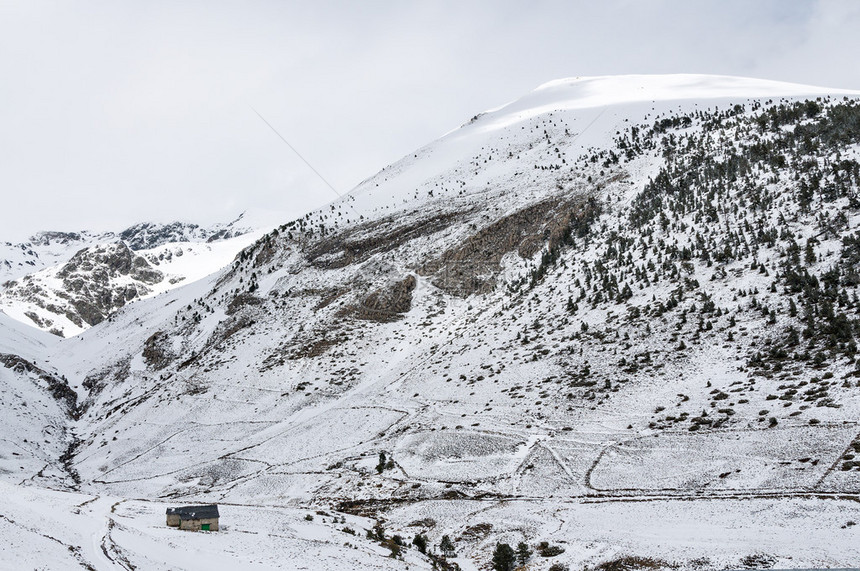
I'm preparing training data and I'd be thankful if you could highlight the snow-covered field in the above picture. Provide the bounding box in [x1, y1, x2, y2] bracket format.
[1, 480, 857, 570]
[0, 480, 430, 570]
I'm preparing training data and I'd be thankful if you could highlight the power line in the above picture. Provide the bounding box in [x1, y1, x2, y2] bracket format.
[250, 106, 344, 200]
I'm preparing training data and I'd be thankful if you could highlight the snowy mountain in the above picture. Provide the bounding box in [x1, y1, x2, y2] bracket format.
[0, 210, 286, 337]
[1, 221, 220, 283]
[4, 75, 860, 570]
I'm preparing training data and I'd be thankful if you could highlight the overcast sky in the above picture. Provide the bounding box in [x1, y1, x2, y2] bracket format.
[1, 0, 859, 241]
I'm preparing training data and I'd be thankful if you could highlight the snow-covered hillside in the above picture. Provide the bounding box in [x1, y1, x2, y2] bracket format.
[4, 75, 860, 570]
[0, 310, 74, 487]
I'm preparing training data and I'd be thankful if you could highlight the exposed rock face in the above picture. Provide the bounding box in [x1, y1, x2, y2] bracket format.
[29, 231, 84, 247]
[142, 331, 173, 370]
[56, 242, 163, 326]
[119, 221, 229, 251]
[354, 274, 417, 322]
[2, 242, 164, 331]
[58, 242, 163, 284]
[306, 213, 462, 269]
[0, 218, 259, 333]
[225, 293, 265, 316]
[421, 195, 601, 295]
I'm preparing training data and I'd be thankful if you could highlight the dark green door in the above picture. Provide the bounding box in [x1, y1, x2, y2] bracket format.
[201, 523, 210, 531]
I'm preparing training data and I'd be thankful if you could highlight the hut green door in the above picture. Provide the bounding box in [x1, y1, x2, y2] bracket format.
[202, 524, 210, 531]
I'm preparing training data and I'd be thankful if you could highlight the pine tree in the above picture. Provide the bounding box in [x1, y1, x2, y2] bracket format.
[492, 543, 516, 571]
[412, 534, 427, 554]
[516, 541, 532, 565]
[439, 535, 455, 557]
[805, 240, 817, 265]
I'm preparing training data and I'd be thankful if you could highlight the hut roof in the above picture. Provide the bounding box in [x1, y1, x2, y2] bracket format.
[166, 505, 219, 520]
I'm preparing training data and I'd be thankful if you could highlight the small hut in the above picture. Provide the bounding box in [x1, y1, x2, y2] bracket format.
[166, 505, 220, 531]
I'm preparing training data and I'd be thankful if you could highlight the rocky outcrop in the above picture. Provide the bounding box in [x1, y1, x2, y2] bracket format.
[421, 194, 600, 296]
[56, 242, 163, 326]
[306, 212, 462, 270]
[1, 216, 259, 334]
[142, 331, 174, 370]
[1, 241, 166, 332]
[352, 274, 417, 322]
[120, 222, 212, 250]
[29, 231, 84, 247]
[58, 241, 162, 284]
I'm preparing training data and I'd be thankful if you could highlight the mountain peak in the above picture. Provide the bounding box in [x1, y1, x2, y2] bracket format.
[480, 74, 860, 125]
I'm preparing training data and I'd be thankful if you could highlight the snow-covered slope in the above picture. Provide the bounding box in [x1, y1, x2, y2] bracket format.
[342, 74, 855, 219]
[4, 75, 860, 570]
[0, 311, 76, 486]
[0, 309, 59, 358]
